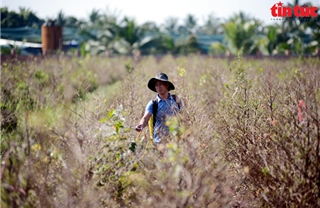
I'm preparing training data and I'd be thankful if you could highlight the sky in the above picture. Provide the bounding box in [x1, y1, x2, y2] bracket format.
[2, 0, 320, 26]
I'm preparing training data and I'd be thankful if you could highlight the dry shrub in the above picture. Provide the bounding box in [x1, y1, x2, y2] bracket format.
[1, 56, 128, 207]
[1, 55, 319, 207]
[216, 57, 320, 207]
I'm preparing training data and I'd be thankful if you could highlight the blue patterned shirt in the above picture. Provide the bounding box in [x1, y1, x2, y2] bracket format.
[145, 93, 181, 143]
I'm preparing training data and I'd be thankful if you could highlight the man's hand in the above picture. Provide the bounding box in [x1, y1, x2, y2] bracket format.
[135, 124, 143, 132]
[136, 112, 151, 132]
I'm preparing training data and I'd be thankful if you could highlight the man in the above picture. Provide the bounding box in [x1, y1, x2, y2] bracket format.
[135, 72, 182, 144]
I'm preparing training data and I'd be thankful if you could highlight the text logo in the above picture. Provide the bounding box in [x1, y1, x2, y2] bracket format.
[270, 1, 318, 18]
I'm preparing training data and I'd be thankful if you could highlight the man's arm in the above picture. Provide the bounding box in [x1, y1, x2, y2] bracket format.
[135, 112, 152, 131]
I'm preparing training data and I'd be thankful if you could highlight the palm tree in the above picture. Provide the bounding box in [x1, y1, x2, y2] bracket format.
[305, 9, 320, 55]
[220, 12, 263, 55]
[115, 17, 158, 54]
[199, 13, 223, 35]
[88, 9, 100, 25]
[183, 14, 198, 34]
[162, 17, 179, 35]
[259, 24, 282, 55]
[56, 10, 67, 26]
[267, 0, 319, 56]
[1, 8, 22, 28]
[140, 21, 160, 33]
[65, 16, 80, 27]
[18, 7, 43, 28]
[79, 7, 120, 55]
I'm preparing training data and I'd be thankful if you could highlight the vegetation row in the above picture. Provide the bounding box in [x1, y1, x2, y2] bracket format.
[1, 0, 319, 56]
[1, 55, 319, 207]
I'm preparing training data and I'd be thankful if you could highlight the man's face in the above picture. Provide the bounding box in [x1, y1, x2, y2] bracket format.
[155, 80, 169, 94]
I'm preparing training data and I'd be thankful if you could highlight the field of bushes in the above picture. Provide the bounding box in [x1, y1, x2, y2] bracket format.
[1, 55, 319, 207]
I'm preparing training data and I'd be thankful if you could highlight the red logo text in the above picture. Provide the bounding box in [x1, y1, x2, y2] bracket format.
[270, 1, 318, 17]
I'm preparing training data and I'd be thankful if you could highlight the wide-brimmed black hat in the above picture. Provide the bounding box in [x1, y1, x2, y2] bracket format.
[147, 72, 175, 92]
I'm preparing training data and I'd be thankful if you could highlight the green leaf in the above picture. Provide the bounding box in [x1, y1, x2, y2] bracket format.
[99, 117, 108, 123]
[108, 109, 115, 119]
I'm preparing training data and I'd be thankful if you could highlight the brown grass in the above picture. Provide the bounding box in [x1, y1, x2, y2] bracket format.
[1, 55, 319, 207]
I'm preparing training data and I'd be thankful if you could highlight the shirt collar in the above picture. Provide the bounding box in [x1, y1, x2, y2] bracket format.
[157, 93, 172, 102]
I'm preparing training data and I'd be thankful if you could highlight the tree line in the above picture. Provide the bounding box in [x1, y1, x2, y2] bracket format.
[1, 0, 319, 56]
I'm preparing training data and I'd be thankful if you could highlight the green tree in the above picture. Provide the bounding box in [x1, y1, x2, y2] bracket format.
[183, 14, 198, 34]
[220, 12, 263, 55]
[163, 14, 202, 55]
[304, 10, 320, 55]
[272, 0, 319, 56]
[56, 10, 66, 26]
[260, 24, 281, 55]
[199, 13, 223, 35]
[1, 7, 44, 28]
[162, 17, 179, 35]
[0, 7, 22, 27]
[115, 17, 160, 55]
[89, 9, 100, 23]
[175, 34, 200, 54]
[65, 16, 80, 27]
[79, 8, 119, 55]
[55, 10, 80, 27]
